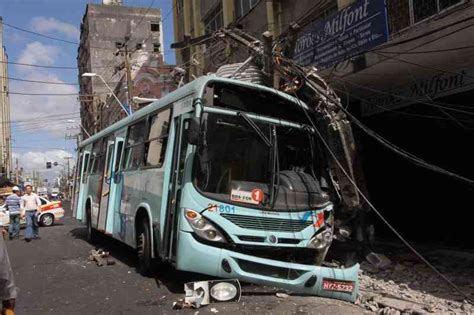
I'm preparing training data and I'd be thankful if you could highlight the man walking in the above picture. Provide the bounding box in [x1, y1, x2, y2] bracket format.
[4, 187, 22, 240]
[20, 185, 41, 242]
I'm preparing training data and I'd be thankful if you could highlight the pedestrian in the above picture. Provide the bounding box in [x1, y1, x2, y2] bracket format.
[20, 185, 41, 242]
[0, 229, 17, 315]
[4, 187, 22, 240]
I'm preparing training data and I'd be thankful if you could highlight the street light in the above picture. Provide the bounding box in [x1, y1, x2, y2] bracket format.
[81, 72, 132, 116]
[67, 120, 91, 138]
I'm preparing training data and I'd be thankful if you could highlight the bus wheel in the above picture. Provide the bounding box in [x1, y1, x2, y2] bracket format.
[86, 210, 95, 243]
[137, 220, 154, 276]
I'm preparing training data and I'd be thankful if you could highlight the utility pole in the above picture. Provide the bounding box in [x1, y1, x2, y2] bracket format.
[123, 36, 134, 114]
[63, 156, 72, 198]
[15, 158, 19, 184]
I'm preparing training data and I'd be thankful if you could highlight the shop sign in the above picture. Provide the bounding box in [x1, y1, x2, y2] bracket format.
[362, 69, 474, 116]
[294, 0, 389, 69]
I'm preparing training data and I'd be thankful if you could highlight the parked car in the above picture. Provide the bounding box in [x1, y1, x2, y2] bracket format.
[0, 197, 64, 227]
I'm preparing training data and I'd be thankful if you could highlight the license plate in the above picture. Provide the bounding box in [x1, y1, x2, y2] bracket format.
[322, 279, 355, 293]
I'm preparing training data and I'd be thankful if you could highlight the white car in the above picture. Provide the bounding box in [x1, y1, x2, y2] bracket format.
[0, 197, 65, 227]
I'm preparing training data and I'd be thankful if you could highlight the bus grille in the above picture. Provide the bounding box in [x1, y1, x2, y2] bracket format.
[220, 213, 312, 232]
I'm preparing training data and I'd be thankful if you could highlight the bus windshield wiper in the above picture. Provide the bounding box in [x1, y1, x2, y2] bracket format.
[237, 112, 272, 147]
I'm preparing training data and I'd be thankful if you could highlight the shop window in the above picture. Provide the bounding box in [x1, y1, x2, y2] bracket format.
[204, 4, 223, 34]
[143, 108, 171, 167]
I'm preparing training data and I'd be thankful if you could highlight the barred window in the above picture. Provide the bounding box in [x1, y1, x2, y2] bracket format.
[387, 0, 464, 34]
[204, 4, 223, 34]
[387, 0, 411, 34]
[235, 0, 259, 20]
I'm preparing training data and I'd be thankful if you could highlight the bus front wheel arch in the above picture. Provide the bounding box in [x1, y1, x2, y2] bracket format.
[135, 211, 156, 277]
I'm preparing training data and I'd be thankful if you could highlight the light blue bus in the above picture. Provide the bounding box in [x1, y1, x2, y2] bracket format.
[72, 76, 359, 302]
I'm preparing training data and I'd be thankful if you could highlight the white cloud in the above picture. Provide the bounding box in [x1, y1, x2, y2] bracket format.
[12, 150, 75, 183]
[11, 42, 79, 136]
[31, 17, 80, 40]
[17, 41, 61, 68]
[13, 150, 74, 171]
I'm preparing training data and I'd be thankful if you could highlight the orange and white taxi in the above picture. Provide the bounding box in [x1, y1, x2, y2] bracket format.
[0, 197, 64, 227]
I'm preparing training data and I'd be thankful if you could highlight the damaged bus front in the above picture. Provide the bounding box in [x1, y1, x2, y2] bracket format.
[173, 78, 359, 302]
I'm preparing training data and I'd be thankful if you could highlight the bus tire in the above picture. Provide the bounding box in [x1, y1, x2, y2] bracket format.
[137, 219, 155, 277]
[86, 209, 95, 243]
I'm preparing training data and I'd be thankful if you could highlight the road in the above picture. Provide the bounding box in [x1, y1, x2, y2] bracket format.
[5, 201, 366, 314]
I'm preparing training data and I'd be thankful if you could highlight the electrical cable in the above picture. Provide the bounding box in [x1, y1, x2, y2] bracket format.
[291, 91, 472, 303]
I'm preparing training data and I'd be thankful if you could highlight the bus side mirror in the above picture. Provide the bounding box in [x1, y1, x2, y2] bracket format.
[188, 118, 200, 145]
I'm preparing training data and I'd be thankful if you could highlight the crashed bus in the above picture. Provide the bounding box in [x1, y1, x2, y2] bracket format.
[72, 76, 359, 302]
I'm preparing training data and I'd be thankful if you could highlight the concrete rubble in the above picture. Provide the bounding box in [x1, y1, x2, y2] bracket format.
[355, 248, 474, 314]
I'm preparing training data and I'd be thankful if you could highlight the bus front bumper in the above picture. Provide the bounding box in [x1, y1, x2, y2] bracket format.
[176, 231, 359, 303]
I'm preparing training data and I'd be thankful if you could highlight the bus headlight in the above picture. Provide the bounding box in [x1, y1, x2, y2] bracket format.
[185, 209, 226, 243]
[307, 228, 333, 250]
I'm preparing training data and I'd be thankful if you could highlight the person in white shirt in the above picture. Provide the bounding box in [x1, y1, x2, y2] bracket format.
[20, 185, 41, 242]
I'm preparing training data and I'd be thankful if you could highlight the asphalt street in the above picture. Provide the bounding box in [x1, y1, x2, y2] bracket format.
[5, 201, 366, 314]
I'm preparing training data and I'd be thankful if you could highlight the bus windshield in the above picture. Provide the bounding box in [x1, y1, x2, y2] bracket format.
[194, 112, 330, 211]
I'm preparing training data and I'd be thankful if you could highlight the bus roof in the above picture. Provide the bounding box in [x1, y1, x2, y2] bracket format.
[79, 75, 309, 148]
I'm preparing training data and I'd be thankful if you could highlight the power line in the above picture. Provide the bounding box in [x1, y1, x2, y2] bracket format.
[3, 75, 78, 85]
[0, 59, 77, 70]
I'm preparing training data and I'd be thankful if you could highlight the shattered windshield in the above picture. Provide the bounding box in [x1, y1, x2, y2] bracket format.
[193, 112, 330, 211]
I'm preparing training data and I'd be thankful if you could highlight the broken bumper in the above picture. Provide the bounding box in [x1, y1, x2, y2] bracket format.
[176, 231, 359, 302]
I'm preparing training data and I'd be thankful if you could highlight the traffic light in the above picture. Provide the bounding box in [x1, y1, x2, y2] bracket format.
[46, 162, 52, 169]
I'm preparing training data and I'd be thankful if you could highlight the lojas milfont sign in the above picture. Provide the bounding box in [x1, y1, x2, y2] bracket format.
[293, 0, 389, 69]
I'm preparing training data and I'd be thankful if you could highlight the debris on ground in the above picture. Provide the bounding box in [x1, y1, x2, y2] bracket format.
[366, 252, 392, 270]
[276, 292, 289, 298]
[356, 248, 474, 314]
[88, 249, 115, 266]
[173, 279, 242, 310]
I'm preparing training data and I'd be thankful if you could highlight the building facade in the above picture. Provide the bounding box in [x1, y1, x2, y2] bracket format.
[103, 53, 176, 127]
[173, 0, 474, 244]
[0, 17, 12, 179]
[77, 0, 167, 136]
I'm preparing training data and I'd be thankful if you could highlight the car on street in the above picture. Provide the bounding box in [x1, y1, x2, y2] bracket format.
[0, 197, 65, 227]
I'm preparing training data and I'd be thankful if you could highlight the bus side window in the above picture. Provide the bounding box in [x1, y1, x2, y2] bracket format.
[90, 139, 106, 175]
[143, 108, 171, 168]
[82, 153, 90, 184]
[123, 120, 147, 170]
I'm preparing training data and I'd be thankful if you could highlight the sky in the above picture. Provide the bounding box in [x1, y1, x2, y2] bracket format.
[0, 0, 175, 181]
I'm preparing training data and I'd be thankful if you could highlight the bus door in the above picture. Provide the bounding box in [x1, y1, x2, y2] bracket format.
[98, 140, 114, 231]
[163, 114, 190, 261]
[71, 152, 82, 218]
[76, 149, 90, 221]
[106, 136, 124, 234]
